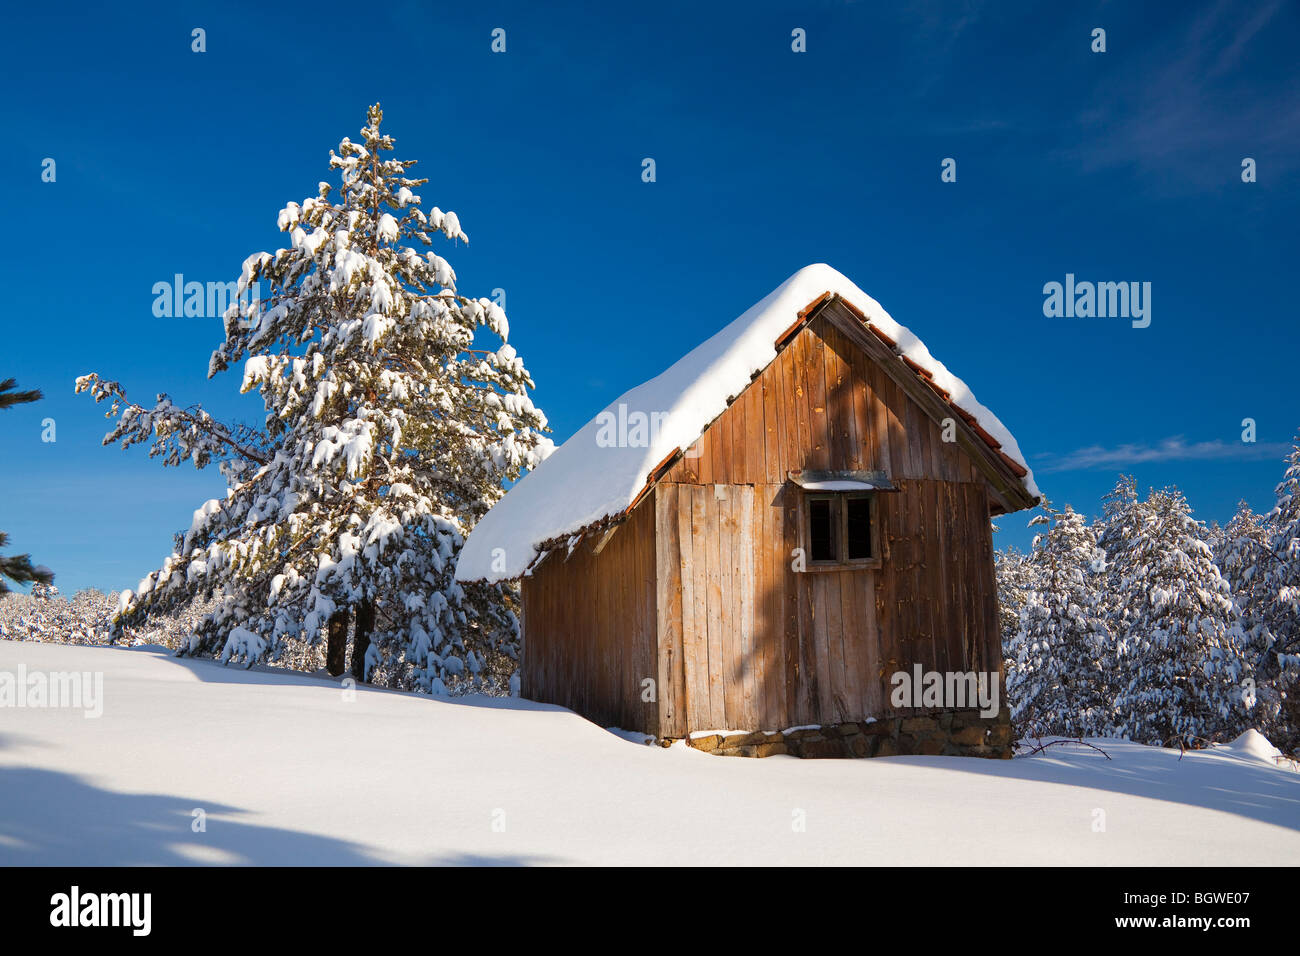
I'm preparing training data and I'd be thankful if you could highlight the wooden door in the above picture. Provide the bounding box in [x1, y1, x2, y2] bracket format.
[679, 483, 759, 732]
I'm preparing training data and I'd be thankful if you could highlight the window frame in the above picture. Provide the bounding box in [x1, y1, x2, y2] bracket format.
[800, 489, 883, 571]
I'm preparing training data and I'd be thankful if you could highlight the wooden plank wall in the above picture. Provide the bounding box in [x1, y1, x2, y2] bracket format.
[662, 313, 984, 487]
[520, 496, 659, 735]
[655, 314, 1004, 735]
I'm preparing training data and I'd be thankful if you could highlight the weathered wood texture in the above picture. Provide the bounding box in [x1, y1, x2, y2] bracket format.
[662, 312, 985, 488]
[520, 494, 659, 735]
[654, 477, 997, 734]
[653, 315, 1003, 735]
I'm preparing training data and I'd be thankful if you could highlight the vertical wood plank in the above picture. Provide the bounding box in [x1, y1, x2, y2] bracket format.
[861, 573, 883, 714]
[743, 377, 764, 484]
[796, 569, 817, 725]
[805, 330, 831, 470]
[846, 333, 871, 471]
[785, 332, 806, 476]
[710, 402, 730, 485]
[757, 483, 778, 729]
[778, 337, 800, 480]
[882, 367, 909, 477]
[737, 487, 757, 728]
[657, 485, 684, 735]
[810, 574, 835, 720]
[690, 485, 711, 729]
[717, 488, 738, 727]
[694, 425, 713, 484]
[705, 488, 726, 729]
[921, 481, 949, 677]
[781, 485, 801, 727]
[821, 323, 856, 471]
[762, 362, 783, 485]
[838, 566, 865, 720]
[675, 484, 698, 732]
[822, 571, 849, 722]
[868, 358, 891, 476]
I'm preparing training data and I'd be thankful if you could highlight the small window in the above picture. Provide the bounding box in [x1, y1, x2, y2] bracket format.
[845, 494, 872, 560]
[803, 491, 879, 567]
[808, 495, 839, 562]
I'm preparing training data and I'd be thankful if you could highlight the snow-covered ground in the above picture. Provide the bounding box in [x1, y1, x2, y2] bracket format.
[2, 640, 1297, 866]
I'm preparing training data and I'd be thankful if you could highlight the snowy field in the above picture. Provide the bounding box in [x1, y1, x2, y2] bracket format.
[2, 640, 1298, 866]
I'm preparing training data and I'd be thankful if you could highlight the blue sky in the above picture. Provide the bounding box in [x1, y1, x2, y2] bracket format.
[1, 0, 1297, 594]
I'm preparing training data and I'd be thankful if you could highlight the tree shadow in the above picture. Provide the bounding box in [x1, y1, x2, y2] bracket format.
[877, 738, 1300, 833]
[0, 731, 46, 752]
[97, 643, 563, 715]
[0, 765, 562, 866]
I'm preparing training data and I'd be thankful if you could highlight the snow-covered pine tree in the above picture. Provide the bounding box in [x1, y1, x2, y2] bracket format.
[1097, 475, 1140, 576]
[1262, 434, 1300, 749]
[0, 378, 53, 595]
[1216, 499, 1288, 746]
[1004, 503, 1112, 738]
[1109, 486, 1251, 745]
[994, 543, 1034, 652]
[77, 104, 551, 693]
[1218, 503, 1275, 649]
[1095, 474, 1142, 662]
[1204, 518, 1227, 566]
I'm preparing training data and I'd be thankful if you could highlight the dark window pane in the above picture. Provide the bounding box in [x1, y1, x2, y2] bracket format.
[846, 495, 872, 560]
[809, 497, 837, 561]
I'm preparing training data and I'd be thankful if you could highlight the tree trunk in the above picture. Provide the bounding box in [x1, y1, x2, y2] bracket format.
[350, 599, 375, 682]
[325, 609, 349, 677]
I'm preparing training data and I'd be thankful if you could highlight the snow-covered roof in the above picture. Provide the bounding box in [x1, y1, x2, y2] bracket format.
[456, 263, 1038, 583]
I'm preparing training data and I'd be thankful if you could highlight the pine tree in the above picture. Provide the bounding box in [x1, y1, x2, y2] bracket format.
[0, 378, 43, 410]
[1216, 499, 1286, 746]
[1217, 502, 1275, 657]
[1097, 474, 1140, 584]
[1095, 474, 1143, 673]
[1109, 486, 1250, 745]
[1261, 435, 1300, 750]
[994, 544, 1033, 651]
[1005, 503, 1112, 737]
[77, 105, 551, 693]
[0, 379, 53, 595]
[1204, 518, 1228, 567]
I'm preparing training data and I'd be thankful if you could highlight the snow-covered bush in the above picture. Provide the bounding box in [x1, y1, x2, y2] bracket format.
[0, 588, 213, 647]
[0, 588, 117, 644]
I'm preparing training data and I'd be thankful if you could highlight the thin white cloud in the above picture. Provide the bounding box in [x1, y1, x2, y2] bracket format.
[1035, 435, 1291, 473]
[1061, 0, 1299, 184]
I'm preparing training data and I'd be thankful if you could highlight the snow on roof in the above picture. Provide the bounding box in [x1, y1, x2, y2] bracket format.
[456, 263, 1039, 583]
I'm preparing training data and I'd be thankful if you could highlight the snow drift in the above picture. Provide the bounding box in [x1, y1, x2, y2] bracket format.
[1, 641, 1295, 866]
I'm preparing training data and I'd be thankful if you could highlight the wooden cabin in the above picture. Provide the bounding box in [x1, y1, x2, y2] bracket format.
[457, 265, 1038, 757]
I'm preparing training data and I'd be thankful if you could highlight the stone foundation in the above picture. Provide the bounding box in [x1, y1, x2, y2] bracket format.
[677, 708, 1013, 759]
